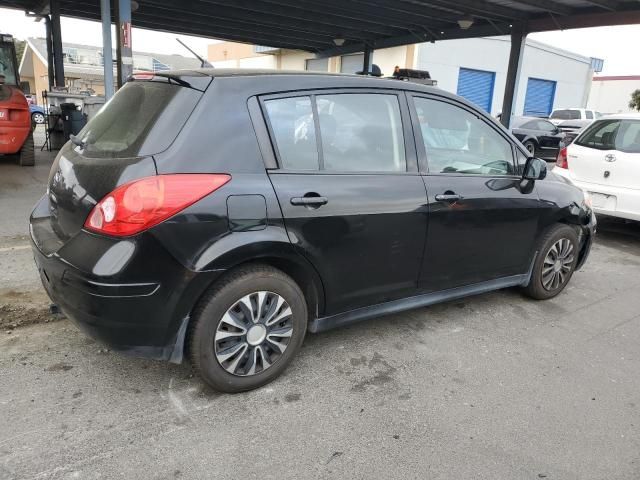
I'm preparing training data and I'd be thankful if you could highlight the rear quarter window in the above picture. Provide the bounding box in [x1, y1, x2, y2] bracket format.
[76, 80, 203, 159]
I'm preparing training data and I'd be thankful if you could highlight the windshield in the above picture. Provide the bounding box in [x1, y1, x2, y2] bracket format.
[550, 109, 581, 120]
[0, 43, 18, 86]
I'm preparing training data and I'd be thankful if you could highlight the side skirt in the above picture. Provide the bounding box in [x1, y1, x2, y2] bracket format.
[309, 273, 531, 333]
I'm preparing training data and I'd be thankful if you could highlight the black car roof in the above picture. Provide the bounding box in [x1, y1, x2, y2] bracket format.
[156, 67, 445, 95]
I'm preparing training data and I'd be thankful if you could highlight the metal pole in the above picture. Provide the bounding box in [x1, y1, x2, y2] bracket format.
[100, 0, 114, 99]
[500, 24, 527, 129]
[44, 16, 54, 90]
[50, 0, 65, 88]
[362, 45, 372, 75]
[115, 0, 133, 89]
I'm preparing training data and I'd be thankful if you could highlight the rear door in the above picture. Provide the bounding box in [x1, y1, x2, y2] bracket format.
[610, 119, 640, 189]
[261, 90, 428, 315]
[568, 119, 622, 186]
[410, 94, 541, 292]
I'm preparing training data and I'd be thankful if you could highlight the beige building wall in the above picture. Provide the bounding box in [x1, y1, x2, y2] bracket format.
[32, 50, 50, 105]
[205, 41, 416, 76]
[208, 42, 255, 62]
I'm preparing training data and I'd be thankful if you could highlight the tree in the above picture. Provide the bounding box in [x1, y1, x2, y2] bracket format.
[630, 89, 640, 112]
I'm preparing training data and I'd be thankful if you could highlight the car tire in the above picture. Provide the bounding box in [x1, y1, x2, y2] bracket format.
[188, 264, 307, 393]
[18, 132, 35, 167]
[522, 223, 579, 300]
[523, 140, 536, 156]
[31, 112, 45, 124]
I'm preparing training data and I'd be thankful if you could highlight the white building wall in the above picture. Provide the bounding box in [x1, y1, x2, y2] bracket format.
[416, 37, 592, 116]
[588, 78, 640, 114]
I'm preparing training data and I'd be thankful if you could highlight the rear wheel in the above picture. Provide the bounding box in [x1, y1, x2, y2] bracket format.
[18, 132, 35, 167]
[523, 224, 579, 300]
[188, 265, 307, 393]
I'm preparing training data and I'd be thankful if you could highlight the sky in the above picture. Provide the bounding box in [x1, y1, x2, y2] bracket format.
[1, 7, 639, 75]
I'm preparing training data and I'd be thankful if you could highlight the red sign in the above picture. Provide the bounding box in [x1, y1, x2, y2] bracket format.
[122, 21, 132, 49]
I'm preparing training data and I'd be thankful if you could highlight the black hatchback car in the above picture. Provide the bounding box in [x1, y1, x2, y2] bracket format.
[30, 70, 595, 392]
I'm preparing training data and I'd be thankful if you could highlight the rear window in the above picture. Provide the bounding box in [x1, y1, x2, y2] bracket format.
[550, 109, 581, 120]
[75, 80, 202, 158]
[575, 120, 619, 150]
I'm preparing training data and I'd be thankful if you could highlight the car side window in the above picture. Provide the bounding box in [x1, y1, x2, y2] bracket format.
[576, 120, 620, 150]
[615, 120, 640, 153]
[537, 120, 557, 132]
[414, 97, 515, 176]
[263, 96, 319, 170]
[586, 111, 593, 119]
[315, 94, 406, 172]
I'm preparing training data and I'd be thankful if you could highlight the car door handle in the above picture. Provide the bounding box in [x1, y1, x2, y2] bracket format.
[435, 193, 463, 202]
[290, 196, 328, 207]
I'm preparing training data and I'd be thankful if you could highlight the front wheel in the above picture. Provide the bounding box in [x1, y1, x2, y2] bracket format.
[31, 112, 45, 124]
[523, 140, 536, 156]
[523, 224, 579, 300]
[188, 265, 307, 393]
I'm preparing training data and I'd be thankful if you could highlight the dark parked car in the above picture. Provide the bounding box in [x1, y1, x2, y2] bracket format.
[30, 70, 595, 392]
[510, 116, 565, 159]
[556, 119, 593, 148]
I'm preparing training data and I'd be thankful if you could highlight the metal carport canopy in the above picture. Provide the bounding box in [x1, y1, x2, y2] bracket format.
[3, 0, 640, 126]
[2, 0, 640, 56]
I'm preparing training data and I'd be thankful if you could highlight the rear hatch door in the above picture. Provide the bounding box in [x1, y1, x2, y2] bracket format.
[32, 73, 211, 253]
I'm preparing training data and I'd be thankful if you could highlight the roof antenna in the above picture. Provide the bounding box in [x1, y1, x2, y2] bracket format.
[176, 38, 212, 68]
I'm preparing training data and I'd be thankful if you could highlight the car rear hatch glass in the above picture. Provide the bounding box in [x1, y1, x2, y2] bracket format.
[32, 74, 211, 252]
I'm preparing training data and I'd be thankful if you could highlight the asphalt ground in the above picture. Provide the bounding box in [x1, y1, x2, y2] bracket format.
[1, 132, 639, 479]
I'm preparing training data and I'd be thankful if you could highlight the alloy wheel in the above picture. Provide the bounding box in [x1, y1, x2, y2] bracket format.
[32, 113, 45, 124]
[214, 291, 293, 376]
[525, 142, 535, 155]
[542, 238, 574, 291]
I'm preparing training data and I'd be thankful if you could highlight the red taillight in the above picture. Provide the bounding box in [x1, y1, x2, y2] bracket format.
[556, 147, 568, 169]
[84, 174, 231, 237]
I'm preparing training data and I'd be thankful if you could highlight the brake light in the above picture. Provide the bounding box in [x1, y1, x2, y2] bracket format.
[84, 174, 231, 237]
[556, 147, 568, 169]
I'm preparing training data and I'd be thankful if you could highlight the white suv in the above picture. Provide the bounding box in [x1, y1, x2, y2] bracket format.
[549, 108, 601, 125]
[554, 113, 640, 221]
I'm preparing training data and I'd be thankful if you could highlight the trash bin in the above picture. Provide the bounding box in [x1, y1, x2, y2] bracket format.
[82, 96, 106, 122]
[59, 103, 87, 139]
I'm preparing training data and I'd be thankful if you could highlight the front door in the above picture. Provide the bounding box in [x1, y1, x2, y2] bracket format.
[261, 91, 428, 315]
[410, 94, 541, 292]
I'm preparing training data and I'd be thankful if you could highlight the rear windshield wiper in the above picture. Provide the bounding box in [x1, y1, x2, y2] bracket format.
[69, 134, 85, 148]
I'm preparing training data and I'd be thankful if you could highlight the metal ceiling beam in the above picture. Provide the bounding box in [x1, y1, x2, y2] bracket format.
[407, 0, 528, 20]
[508, 0, 573, 15]
[198, 0, 407, 37]
[140, 0, 384, 41]
[580, 0, 619, 11]
[527, 8, 640, 30]
[131, 8, 341, 46]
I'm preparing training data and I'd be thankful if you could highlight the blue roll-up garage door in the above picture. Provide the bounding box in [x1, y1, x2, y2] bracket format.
[524, 78, 557, 117]
[457, 68, 495, 112]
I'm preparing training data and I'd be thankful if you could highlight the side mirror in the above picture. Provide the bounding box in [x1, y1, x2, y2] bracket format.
[522, 157, 547, 181]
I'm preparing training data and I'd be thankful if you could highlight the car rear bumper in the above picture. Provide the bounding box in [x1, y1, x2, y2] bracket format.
[555, 172, 640, 222]
[30, 196, 223, 361]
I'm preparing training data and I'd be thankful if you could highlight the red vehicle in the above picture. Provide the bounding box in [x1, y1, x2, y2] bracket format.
[0, 34, 34, 166]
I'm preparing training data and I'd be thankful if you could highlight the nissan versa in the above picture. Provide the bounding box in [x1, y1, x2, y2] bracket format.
[30, 70, 595, 392]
